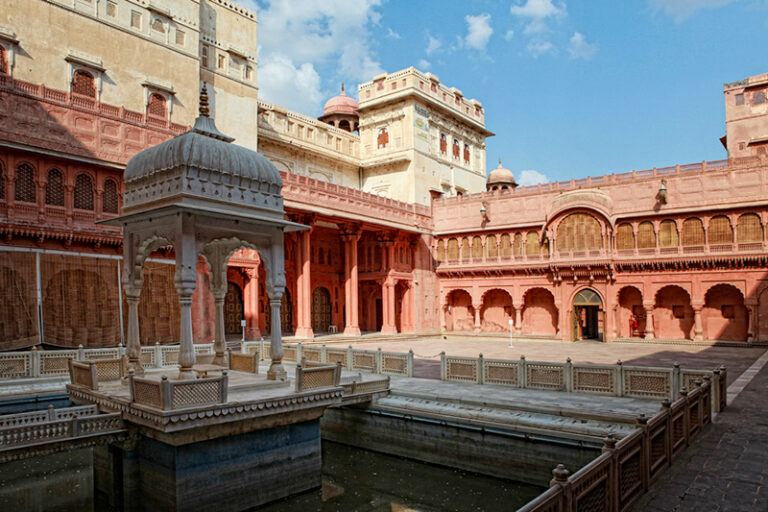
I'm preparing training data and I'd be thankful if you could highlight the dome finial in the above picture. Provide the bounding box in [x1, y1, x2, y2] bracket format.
[341, 82, 345, 93]
[498, 157, 502, 167]
[199, 83, 210, 118]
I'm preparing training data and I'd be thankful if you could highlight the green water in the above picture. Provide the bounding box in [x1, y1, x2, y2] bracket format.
[254, 441, 546, 512]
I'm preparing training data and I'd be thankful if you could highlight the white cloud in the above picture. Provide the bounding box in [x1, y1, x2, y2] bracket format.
[245, 0, 384, 114]
[648, 0, 740, 21]
[518, 169, 550, 186]
[510, 0, 567, 34]
[527, 39, 555, 56]
[386, 27, 401, 39]
[426, 35, 442, 56]
[417, 58, 431, 70]
[504, 29, 515, 40]
[464, 13, 494, 51]
[568, 32, 597, 59]
[257, 55, 324, 115]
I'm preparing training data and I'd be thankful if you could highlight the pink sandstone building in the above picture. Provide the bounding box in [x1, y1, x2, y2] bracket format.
[1, 1, 768, 352]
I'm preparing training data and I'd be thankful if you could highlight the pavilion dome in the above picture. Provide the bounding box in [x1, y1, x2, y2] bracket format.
[487, 160, 517, 189]
[122, 86, 284, 217]
[322, 85, 359, 116]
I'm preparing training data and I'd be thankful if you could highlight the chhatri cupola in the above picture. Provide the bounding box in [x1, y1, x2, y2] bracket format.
[318, 83, 359, 133]
[487, 159, 518, 191]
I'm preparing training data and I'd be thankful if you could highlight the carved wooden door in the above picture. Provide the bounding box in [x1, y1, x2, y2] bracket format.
[224, 282, 243, 335]
[311, 287, 332, 333]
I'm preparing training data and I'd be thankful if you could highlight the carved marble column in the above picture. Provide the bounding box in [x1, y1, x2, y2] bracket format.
[693, 305, 704, 341]
[244, 268, 262, 340]
[212, 286, 227, 366]
[175, 217, 198, 380]
[267, 296, 286, 380]
[123, 285, 144, 375]
[341, 227, 362, 336]
[294, 229, 314, 338]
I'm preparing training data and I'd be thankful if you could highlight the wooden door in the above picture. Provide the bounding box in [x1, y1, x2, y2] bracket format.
[224, 282, 243, 335]
[311, 287, 332, 333]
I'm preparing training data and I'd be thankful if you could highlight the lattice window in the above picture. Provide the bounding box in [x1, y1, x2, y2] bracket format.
[447, 238, 459, 260]
[737, 213, 763, 242]
[0, 162, 4, 200]
[103, 179, 118, 214]
[616, 223, 635, 250]
[681, 218, 705, 246]
[658, 220, 678, 247]
[439, 134, 447, 155]
[0, 46, 7, 74]
[14, 164, 36, 203]
[74, 174, 94, 210]
[147, 93, 167, 119]
[461, 238, 470, 260]
[377, 127, 389, 149]
[436, 240, 445, 261]
[71, 70, 96, 98]
[45, 169, 64, 206]
[500, 233, 512, 257]
[463, 143, 470, 163]
[637, 221, 656, 249]
[556, 213, 603, 252]
[513, 232, 523, 256]
[452, 139, 460, 160]
[526, 231, 540, 256]
[486, 235, 497, 259]
[472, 236, 482, 260]
[708, 216, 733, 244]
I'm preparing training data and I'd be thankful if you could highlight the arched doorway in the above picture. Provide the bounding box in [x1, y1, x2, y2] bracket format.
[703, 284, 747, 341]
[224, 282, 243, 335]
[522, 288, 558, 336]
[618, 286, 644, 338]
[312, 287, 332, 333]
[264, 290, 293, 335]
[445, 289, 474, 331]
[654, 286, 693, 339]
[572, 288, 603, 341]
[480, 289, 513, 332]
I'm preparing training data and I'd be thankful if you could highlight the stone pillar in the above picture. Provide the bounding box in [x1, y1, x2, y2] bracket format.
[212, 288, 227, 366]
[400, 281, 414, 332]
[440, 303, 447, 332]
[747, 303, 757, 343]
[294, 230, 314, 338]
[693, 305, 703, 341]
[515, 306, 523, 335]
[341, 228, 362, 336]
[381, 277, 397, 334]
[267, 296, 286, 380]
[176, 282, 197, 379]
[124, 286, 144, 375]
[473, 303, 481, 333]
[644, 304, 655, 340]
[612, 304, 620, 340]
[244, 268, 261, 340]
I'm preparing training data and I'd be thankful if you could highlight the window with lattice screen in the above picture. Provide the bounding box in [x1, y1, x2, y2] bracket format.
[708, 216, 733, 244]
[681, 218, 705, 246]
[737, 214, 763, 243]
[499, 233, 511, 257]
[472, 236, 482, 260]
[556, 213, 603, 252]
[513, 233, 523, 256]
[616, 223, 635, 250]
[637, 222, 656, 249]
[436, 240, 445, 261]
[658, 220, 678, 247]
[461, 238, 470, 260]
[447, 238, 459, 260]
[486, 235, 497, 259]
[0, 46, 7, 75]
[72, 70, 96, 98]
[526, 231, 540, 255]
[74, 174, 94, 210]
[103, 179, 118, 214]
[147, 93, 167, 118]
[45, 169, 64, 206]
[14, 164, 35, 203]
[0, 162, 4, 200]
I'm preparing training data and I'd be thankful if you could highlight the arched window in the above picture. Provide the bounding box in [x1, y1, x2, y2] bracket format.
[616, 223, 635, 250]
[637, 221, 656, 249]
[500, 233, 512, 257]
[737, 213, 763, 243]
[71, 70, 96, 98]
[74, 173, 94, 210]
[452, 139, 460, 160]
[681, 218, 705, 246]
[0, 46, 7, 75]
[526, 231, 541, 256]
[485, 234, 497, 259]
[556, 213, 603, 252]
[103, 179, 118, 214]
[447, 238, 459, 260]
[377, 127, 389, 149]
[439, 134, 447, 155]
[14, 164, 35, 203]
[147, 93, 168, 119]
[463, 143, 471, 163]
[754, 91, 766, 105]
[436, 239, 445, 261]
[460, 238, 470, 260]
[472, 236, 482, 260]
[45, 169, 64, 206]
[513, 232, 523, 257]
[658, 220, 678, 247]
[708, 216, 733, 245]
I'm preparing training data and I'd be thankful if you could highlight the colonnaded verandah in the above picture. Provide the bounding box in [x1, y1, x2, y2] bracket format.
[1, 0, 768, 352]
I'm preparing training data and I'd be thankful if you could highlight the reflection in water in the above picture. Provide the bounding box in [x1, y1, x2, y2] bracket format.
[253, 441, 545, 512]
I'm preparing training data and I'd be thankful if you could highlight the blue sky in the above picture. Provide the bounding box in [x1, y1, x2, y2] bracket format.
[246, 0, 768, 185]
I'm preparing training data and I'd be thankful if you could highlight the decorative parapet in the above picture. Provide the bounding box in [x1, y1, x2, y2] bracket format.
[128, 373, 228, 410]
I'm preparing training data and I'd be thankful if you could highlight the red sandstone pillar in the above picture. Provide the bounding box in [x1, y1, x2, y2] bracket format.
[693, 305, 703, 341]
[244, 268, 262, 340]
[294, 230, 314, 338]
[644, 305, 655, 339]
[341, 228, 362, 336]
[747, 303, 757, 342]
[401, 281, 414, 332]
[515, 306, 523, 334]
[381, 277, 397, 334]
[473, 303, 481, 333]
[440, 303, 447, 332]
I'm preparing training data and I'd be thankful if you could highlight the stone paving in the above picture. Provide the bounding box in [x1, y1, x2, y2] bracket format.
[630, 351, 768, 512]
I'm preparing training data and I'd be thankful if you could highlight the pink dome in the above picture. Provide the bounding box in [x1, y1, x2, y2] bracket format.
[322, 85, 359, 116]
[488, 160, 516, 185]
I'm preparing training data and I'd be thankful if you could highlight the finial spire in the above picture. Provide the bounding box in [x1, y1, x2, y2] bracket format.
[199, 83, 210, 118]
[341, 82, 345, 93]
[498, 157, 502, 167]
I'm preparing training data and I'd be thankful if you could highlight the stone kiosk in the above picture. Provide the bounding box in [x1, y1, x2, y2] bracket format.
[67, 89, 362, 512]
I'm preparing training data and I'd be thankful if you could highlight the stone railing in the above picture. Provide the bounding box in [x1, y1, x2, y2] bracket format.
[128, 373, 228, 411]
[0, 409, 123, 449]
[294, 362, 341, 393]
[227, 349, 259, 374]
[242, 341, 414, 377]
[518, 379, 714, 512]
[0, 405, 98, 428]
[0, 343, 215, 380]
[439, 353, 725, 412]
